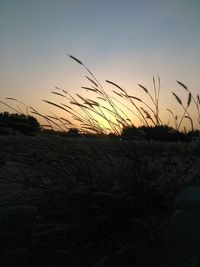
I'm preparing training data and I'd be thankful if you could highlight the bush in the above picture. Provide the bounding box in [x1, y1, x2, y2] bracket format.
[121, 126, 146, 140]
[121, 125, 198, 142]
[0, 112, 41, 135]
[66, 128, 80, 137]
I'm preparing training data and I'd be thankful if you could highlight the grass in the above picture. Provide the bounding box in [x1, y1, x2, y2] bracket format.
[0, 135, 199, 266]
[0, 56, 200, 266]
[39, 54, 200, 134]
[1, 54, 200, 135]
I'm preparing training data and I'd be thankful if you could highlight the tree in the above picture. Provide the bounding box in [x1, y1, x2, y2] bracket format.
[121, 125, 191, 142]
[0, 112, 41, 135]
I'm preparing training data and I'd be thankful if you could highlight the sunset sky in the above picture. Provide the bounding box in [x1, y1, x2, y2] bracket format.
[1, 0, 200, 130]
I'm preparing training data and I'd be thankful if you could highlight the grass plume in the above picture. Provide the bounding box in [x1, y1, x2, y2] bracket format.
[1, 55, 200, 134]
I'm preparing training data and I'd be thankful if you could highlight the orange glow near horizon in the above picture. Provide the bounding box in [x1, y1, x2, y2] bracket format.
[1, 70, 199, 134]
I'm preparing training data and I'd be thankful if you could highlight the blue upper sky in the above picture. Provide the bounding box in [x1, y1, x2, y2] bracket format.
[1, 0, 200, 128]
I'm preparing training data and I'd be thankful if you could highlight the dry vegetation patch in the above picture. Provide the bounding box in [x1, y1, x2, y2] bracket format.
[0, 135, 199, 266]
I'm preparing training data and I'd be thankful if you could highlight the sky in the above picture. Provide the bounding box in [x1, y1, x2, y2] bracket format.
[0, 0, 200, 131]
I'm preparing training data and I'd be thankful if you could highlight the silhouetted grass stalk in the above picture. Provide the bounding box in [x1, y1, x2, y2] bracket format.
[1, 55, 200, 134]
[171, 81, 199, 131]
[62, 55, 166, 133]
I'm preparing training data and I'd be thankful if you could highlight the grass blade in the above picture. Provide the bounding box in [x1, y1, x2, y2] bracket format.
[106, 80, 125, 92]
[172, 92, 182, 105]
[177, 81, 188, 91]
[138, 84, 149, 94]
[67, 53, 83, 65]
[187, 92, 192, 107]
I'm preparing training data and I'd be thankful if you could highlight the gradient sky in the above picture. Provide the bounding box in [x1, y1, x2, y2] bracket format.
[1, 0, 200, 130]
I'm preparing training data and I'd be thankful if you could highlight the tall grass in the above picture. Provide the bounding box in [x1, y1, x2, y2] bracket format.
[43, 54, 200, 134]
[1, 54, 200, 134]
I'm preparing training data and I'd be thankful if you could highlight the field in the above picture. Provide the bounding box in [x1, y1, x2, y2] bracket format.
[0, 134, 200, 266]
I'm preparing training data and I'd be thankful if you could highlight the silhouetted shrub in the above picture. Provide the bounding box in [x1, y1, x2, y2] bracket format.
[187, 130, 200, 141]
[66, 128, 80, 137]
[140, 125, 181, 142]
[0, 112, 41, 135]
[121, 126, 146, 140]
[121, 125, 199, 142]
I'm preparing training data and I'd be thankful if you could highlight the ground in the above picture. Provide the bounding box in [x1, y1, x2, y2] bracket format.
[0, 135, 199, 266]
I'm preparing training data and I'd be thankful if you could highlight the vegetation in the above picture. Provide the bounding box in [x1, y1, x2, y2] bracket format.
[1, 55, 200, 138]
[0, 112, 41, 135]
[121, 125, 200, 142]
[39, 55, 200, 135]
[0, 110, 199, 142]
[0, 56, 200, 266]
[0, 136, 199, 266]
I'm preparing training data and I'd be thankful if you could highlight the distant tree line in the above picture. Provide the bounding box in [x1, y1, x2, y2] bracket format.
[0, 112, 41, 135]
[120, 125, 199, 142]
[0, 112, 199, 141]
[64, 125, 199, 142]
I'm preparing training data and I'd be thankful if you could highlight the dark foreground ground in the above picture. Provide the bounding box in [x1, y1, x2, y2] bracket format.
[0, 135, 200, 266]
